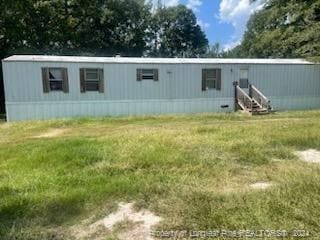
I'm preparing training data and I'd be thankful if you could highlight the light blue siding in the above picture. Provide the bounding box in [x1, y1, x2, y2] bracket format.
[5, 98, 234, 121]
[3, 59, 320, 121]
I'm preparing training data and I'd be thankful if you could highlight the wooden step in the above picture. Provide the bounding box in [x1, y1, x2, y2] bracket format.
[253, 111, 271, 115]
[249, 108, 268, 113]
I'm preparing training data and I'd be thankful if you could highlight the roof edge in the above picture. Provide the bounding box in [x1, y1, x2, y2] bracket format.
[2, 55, 317, 65]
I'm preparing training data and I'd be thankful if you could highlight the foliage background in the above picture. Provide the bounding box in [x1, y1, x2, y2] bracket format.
[229, 0, 320, 60]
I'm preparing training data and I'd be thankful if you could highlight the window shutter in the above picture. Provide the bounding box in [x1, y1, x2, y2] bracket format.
[79, 69, 86, 93]
[239, 79, 249, 89]
[62, 68, 69, 93]
[98, 69, 104, 93]
[42, 68, 50, 93]
[202, 69, 207, 91]
[153, 69, 159, 81]
[136, 69, 142, 81]
[216, 68, 221, 90]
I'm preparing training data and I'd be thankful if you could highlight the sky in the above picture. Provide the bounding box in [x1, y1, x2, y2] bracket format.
[153, 0, 265, 50]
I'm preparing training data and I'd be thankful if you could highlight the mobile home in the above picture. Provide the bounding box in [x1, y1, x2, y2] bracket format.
[2, 55, 320, 121]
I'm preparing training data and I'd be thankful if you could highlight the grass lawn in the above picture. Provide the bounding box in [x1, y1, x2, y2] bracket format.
[1, 111, 320, 239]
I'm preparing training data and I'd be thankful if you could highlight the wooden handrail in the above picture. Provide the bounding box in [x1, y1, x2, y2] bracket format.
[250, 84, 271, 110]
[251, 85, 268, 101]
[235, 83, 272, 114]
[237, 86, 251, 100]
[236, 86, 253, 111]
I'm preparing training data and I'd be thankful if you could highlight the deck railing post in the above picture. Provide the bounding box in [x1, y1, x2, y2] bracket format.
[251, 100, 254, 115]
[233, 81, 238, 111]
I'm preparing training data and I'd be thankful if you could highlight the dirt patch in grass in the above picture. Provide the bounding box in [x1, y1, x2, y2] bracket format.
[72, 202, 162, 240]
[250, 182, 273, 190]
[33, 129, 68, 138]
[295, 149, 320, 164]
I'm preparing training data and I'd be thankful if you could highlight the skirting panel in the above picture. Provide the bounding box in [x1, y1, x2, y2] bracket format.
[270, 96, 320, 111]
[6, 96, 320, 121]
[6, 98, 235, 121]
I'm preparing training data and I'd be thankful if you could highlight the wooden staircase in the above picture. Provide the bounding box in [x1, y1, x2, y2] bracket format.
[235, 84, 272, 115]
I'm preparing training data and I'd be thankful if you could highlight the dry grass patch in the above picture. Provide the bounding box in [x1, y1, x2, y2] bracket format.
[33, 128, 68, 138]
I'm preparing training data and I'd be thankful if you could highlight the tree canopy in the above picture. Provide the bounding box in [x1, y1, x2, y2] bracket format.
[0, 0, 208, 59]
[0, 0, 153, 57]
[230, 0, 320, 60]
[149, 4, 208, 57]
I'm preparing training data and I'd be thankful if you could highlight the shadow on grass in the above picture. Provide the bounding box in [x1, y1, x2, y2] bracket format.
[0, 192, 85, 240]
[0, 113, 5, 122]
[0, 138, 108, 240]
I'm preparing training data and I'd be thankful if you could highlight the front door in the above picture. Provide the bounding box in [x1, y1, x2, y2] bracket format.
[239, 68, 249, 93]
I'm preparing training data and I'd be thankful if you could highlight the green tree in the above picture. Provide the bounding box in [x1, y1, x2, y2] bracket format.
[0, 0, 208, 58]
[205, 43, 223, 58]
[71, 0, 152, 56]
[231, 0, 320, 59]
[0, 0, 152, 57]
[149, 4, 208, 57]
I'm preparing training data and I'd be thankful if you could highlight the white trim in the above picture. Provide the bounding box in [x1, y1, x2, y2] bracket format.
[3, 55, 316, 65]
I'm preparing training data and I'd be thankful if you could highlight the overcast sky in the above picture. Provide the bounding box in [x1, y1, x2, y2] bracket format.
[152, 0, 265, 50]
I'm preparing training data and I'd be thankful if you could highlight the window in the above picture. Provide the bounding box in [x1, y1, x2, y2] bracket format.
[137, 69, 159, 81]
[202, 68, 221, 91]
[239, 69, 249, 88]
[42, 68, 68, 93]
[239, 79, 249, 89]
[49, 68, 63, 91]
[80, 68, 104, 93]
